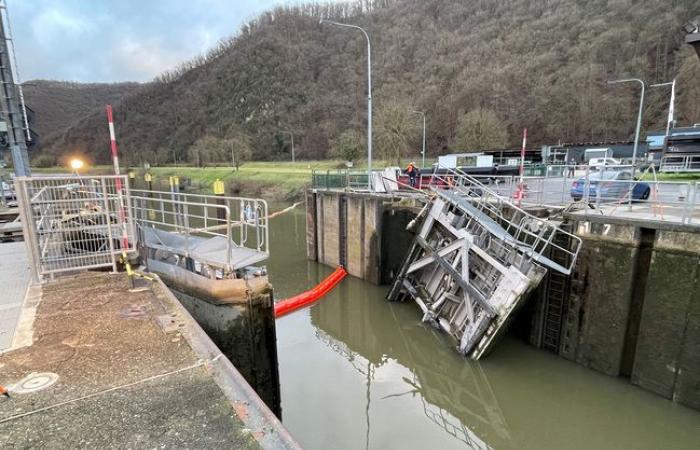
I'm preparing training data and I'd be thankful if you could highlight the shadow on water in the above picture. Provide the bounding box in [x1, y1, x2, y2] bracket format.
[269, 205, 700, 450]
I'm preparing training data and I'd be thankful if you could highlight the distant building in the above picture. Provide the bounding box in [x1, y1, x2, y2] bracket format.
[545, 141, 648, 164]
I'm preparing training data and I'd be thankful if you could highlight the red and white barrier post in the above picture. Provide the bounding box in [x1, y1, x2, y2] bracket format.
[105, 105, 130, 255]
[514, 128, 527, 206]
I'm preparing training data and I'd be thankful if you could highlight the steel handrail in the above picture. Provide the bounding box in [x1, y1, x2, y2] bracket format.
[130, 194, 233, 270]
[428, 164, 582, 273]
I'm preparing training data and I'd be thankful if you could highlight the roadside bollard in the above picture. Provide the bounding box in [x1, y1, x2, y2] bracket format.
[169, 176, 182, 228]
[213, 178, 226, 223]
[145, 172, 155, 220]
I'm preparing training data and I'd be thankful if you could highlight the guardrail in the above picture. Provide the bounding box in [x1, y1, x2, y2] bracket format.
[130, 190, 269, 269]
[15, 175, 136, 282]
[497, 165, 699, 225]
[661, 155, 700, 173]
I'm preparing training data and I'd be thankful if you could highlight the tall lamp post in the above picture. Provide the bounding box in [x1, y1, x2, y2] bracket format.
[608, 78, 645, 209]
[650, 79, 676, 136]
[412, 110, 426, 169]
[607, 78, 645, 178]
[321, 19, 372, 190]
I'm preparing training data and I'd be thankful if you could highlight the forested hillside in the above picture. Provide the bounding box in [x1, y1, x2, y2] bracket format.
[34, 0, 700, 165]
[23, 80, 142, 138]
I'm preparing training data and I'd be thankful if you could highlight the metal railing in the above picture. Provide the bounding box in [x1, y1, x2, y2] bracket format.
[130, 190, 269, 271]
[428, 166, 582, 275]
[15, 175, 136, 281]
[661, 154, 700, 173]
[311, 169, 371, 190]
[495, 165, 699, 225]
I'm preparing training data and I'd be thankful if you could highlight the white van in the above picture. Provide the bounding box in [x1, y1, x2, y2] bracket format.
[589, 157, 621, 167]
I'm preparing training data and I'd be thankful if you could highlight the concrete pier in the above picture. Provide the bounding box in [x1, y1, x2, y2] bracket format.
[305, 189, 418, 284]
[0, 272, 299, 449]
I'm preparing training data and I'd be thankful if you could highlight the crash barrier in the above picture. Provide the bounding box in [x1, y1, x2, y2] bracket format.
[274, 266, 348, 317]
[15, 175, 136, 282]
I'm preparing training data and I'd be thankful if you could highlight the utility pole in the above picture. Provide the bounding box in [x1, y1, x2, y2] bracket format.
[650, 79, 676, 136]
[0, 1, 30, 176]
[608, 78, 645, 177]
[608, 78, 645, 209]
[320, 19, 372, 190]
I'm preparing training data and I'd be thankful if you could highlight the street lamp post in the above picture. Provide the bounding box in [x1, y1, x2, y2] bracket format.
[321, 19, 372, 190]
[412, 110, 426, 169]
[607, 78, 645, 177]
[650, 79, 676, 136]
[608, 78, 645, 209]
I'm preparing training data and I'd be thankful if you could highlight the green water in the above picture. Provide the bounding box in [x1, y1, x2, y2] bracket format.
[266, 205, 699, 450]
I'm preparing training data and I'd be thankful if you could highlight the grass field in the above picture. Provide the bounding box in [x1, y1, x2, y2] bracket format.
[28, 160, 401, 200]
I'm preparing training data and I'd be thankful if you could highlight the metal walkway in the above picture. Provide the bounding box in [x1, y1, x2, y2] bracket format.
[13, 176, 269, 284]
[131, 190, 269, 274]
[388, 167, 582, 359]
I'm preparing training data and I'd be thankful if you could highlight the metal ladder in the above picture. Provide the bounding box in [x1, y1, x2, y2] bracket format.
[541, 225, 573, 352]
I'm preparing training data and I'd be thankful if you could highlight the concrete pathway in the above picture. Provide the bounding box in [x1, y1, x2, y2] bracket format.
[0, 273, 286, 449]
[0, 242, 30, 351]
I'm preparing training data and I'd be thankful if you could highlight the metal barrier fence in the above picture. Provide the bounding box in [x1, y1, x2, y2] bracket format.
[130, 190, 269, 270]
[311, 169, 370, 190]
[15, 175, 136, 281]
[505, 166, 699, 225]
[661, 155, 700, 173]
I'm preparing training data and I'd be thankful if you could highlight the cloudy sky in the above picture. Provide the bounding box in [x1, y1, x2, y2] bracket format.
[9, 0, 302, 83]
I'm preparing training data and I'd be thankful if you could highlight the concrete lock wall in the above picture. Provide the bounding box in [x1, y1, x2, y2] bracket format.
[306, 190, 700, 410]
[544, 219, 700, 410]
[632, 230, 700, 409]
[306, 190, 384, 284]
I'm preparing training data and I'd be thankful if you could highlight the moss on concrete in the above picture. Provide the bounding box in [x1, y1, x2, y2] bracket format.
[573, 238, 638, 376]
[632, 251, 699, 402]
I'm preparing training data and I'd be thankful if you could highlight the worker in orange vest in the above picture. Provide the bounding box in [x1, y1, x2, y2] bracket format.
[405, 161, 420, 187]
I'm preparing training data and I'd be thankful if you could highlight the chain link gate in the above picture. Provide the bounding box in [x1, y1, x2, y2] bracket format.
[15, 175, 136, 282]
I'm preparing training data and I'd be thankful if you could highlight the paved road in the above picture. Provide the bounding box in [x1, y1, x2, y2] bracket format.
[0, 242, 30, 351]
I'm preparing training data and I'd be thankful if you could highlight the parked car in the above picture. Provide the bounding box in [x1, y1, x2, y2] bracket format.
[571, 170, 650, 202]
[588, 157, 621, 167]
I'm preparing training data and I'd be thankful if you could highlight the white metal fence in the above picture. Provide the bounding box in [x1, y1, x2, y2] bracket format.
[460, 166, 699, 225]
[16, 175, 136, 281]
[661, 155, 700, 173]
[130, 190, 269, 271]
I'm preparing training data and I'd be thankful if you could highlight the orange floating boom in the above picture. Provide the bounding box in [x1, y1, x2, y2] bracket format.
[274, 266, 348, 317]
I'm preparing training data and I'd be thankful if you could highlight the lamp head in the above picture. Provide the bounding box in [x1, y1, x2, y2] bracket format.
[70, 158, 84, 171]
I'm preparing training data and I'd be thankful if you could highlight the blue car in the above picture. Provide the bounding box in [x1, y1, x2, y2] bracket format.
[571, 170, 650, 202]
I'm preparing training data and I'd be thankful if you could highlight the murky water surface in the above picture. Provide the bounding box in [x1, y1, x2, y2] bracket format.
[267, 205, 699, 450]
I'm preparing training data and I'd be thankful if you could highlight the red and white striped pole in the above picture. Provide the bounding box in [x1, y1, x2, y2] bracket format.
[105, 105, 129, 253]
[517, 128, 527, 207]
[106, 105, 120, 175]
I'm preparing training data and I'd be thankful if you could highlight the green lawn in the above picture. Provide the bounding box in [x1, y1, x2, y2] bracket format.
[638, 172, 700, 182]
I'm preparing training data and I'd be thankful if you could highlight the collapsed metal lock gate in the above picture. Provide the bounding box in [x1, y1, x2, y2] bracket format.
[388, 168, 582, 359]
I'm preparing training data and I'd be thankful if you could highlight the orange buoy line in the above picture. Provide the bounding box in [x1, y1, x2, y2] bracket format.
[274, 266, 348, 318]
